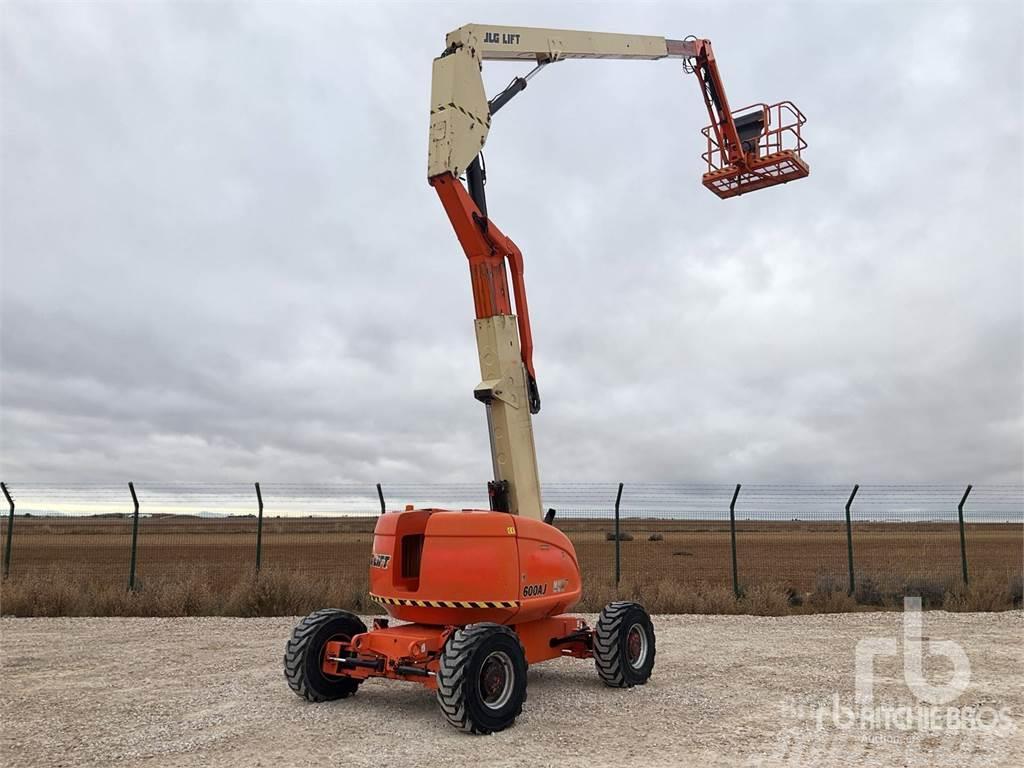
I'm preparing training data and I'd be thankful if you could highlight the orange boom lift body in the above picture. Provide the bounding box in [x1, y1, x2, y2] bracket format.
[285, 24, 808, 734]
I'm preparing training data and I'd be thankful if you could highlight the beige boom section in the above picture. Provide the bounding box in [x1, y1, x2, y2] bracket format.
[473, 315, 543, 520]
[428, 24, 690, 178]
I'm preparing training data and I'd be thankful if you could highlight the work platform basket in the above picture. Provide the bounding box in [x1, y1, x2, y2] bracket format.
[702, 101, 808, 199]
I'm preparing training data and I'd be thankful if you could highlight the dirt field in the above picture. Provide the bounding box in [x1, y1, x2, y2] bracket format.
[1, 613, 1020, 767]
[2, 516, 1020, 594]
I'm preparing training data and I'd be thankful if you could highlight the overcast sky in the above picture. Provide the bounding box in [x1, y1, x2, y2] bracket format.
[1, 1, 1021, 487]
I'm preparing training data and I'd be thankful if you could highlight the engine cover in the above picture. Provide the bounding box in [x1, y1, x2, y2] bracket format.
[368, 508, 582, 625]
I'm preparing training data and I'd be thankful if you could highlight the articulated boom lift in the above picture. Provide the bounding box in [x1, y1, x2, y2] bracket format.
[285, 24, 808, 734]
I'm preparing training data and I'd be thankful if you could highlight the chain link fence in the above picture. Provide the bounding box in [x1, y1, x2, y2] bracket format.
[1, 482, 1021, 612]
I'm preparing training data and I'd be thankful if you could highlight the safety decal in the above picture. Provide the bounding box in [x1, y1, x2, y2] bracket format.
[370, 593, 518, 609]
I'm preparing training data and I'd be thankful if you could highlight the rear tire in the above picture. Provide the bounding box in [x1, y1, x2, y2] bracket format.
[284, 608, 367, 702]
[436, 623, 528, 734]
[594, 601, 656, 687]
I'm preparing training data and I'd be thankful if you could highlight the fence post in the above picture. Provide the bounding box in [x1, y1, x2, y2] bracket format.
[957, 484, 972, 586]
[1, 483, 14, 579]
[255, 482, 264, 573]
[614, 482, 623, 586]
[844, 484, 859, 596]
[729, 484, 741, 598]
[128, 482, 140, 591]
[376, 483, 386, 515]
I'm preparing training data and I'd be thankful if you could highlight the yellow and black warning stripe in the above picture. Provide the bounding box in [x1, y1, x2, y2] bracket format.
[370, 593, 518, 610]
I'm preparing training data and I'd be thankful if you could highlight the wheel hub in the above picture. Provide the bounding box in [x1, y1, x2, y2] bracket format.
[626, 623, 648, 668]
[478, 650, 514, 710]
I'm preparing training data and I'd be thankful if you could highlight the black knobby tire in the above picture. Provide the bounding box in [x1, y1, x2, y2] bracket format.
[436, 623, 528, 734]
[594, 601, 656, 687]
[284, 608, 367, 702]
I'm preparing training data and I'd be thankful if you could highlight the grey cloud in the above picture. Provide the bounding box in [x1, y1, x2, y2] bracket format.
[1, 2, 1021, 486]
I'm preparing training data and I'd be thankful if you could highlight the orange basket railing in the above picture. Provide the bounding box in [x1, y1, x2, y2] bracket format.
[700, 101, 809, 198]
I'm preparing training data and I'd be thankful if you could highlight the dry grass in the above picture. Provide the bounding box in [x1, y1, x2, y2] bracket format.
[1, 565, 1018, 618]
[944, 571, 1023, 612]
[0, 565, 372, 618]
[1, 516, 1019, 617]
[3, 517, 1020, 595]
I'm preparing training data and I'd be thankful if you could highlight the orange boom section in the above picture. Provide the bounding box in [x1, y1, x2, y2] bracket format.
[678, 38, 809, 199]
[431, 173, 538, 397]
[369, 509, 582, 626]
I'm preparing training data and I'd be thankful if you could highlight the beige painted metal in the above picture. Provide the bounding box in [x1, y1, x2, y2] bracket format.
[473, 315, 543, 520]
[428, 47, 490, 178]
[447, 24, 672, 61]
[428, 24, 691, 178]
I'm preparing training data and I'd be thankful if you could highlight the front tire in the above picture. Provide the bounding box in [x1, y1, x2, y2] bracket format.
[436, 623, 528, 734]
[284, 608, 367, 702]
[594, 601, 656, 687]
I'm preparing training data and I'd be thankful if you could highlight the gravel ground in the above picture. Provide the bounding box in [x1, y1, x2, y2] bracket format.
[1, 612, 1021, 767]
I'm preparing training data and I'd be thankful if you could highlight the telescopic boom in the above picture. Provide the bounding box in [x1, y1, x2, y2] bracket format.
[427, 24, 808, 519]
